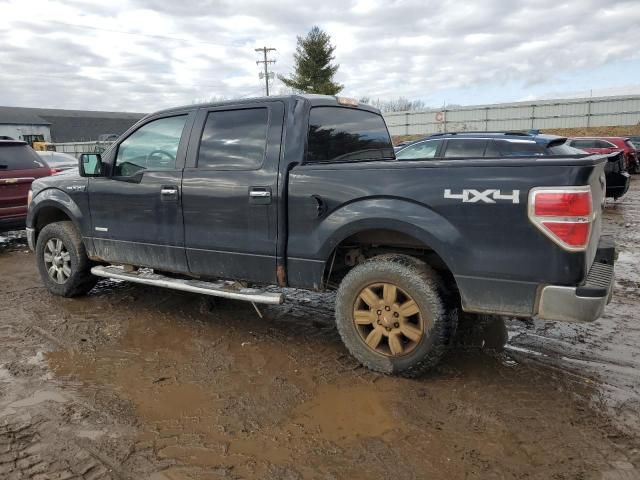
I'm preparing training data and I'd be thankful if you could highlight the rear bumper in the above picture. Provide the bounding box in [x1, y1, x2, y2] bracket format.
[605, 171, 630, 199]
[536, 236, 615, 323]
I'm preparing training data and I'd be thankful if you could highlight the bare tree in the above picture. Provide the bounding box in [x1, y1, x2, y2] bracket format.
[359, 96, 427, 112]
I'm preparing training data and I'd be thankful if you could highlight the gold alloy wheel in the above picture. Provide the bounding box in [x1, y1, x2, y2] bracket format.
[353, 282, 427, 357]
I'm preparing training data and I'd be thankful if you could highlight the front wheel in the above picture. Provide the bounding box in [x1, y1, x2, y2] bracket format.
[35, 221, 97, 297]
[335, 254, 452, 377]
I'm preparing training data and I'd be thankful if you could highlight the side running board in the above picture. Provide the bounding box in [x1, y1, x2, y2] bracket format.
[90, 265, 285, 305]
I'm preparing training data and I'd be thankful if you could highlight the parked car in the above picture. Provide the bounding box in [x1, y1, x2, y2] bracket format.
[566, 137, 639, 174]
[395, 132, 630, 199]
[627, 135, 640, 149]
[393, 140, 414, 153]
[0, 140, 52, 231]
[26, 95, 614, 376]
[36, 151, 78, 173]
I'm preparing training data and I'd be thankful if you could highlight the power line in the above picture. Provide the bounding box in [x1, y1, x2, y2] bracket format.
[255, 46, 276, 96]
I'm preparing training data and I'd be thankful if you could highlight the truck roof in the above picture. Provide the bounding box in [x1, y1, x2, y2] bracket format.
[151, 94, 382, 117]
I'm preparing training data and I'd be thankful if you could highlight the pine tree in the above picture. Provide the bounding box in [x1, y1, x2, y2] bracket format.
[279, 26, 343, 95]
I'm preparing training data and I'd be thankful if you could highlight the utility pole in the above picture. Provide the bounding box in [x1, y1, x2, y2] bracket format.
[255, 46, 276, 96]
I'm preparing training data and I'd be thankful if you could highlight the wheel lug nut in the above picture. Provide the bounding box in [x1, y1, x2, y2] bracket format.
[385, 306, 391, 311]
[386, 327, 391, 331]
[394, 322, 399, 328]
[393, 312, 399, 318]
[377, 310, 382, 315]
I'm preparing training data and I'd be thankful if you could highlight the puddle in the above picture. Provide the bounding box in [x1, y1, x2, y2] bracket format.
[291, 381, 396, 442]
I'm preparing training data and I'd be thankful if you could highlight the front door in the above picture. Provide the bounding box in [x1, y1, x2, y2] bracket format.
[181, 102, 284, 283]
[88, 112, 194, 272]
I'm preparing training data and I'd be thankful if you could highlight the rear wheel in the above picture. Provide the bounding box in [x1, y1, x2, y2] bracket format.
[36, 221, 97, 297]
[335, 254, 452, 377]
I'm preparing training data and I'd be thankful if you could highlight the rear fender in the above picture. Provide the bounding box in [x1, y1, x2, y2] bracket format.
[316, 197, 466, 274]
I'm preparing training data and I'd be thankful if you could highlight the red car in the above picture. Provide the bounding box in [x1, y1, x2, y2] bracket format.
[0, 140, 53, 231]
[567, 137, 639, 173]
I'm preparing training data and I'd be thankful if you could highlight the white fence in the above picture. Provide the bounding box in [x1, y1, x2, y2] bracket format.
[383, 95, 640, 136]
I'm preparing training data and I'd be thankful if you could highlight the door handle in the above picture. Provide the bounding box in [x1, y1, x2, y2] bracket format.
[249, 187, 272, 204]
[160, 185, 179, 201]
[249, 190, 270, 198]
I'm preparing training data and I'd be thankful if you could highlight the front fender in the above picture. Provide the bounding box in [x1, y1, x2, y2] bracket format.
[27, 187, 87, 237]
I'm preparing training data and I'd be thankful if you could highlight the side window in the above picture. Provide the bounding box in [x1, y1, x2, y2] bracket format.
[0, 145, 47, 171]
[115, 115, 187, 177]
[443, 139, 487, 158]
[197, 108, 268, 170]
[571, 139, 595, 149]
[395, 140, 440, 160]
[596, 140, 616, 148]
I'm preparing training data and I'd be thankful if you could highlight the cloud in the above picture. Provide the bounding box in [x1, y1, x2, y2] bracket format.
[0, 0, 639, 111]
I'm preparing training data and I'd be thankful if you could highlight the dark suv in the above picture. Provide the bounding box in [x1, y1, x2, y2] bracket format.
[0, 140, 52, 231]
[396, 132, 630, 199]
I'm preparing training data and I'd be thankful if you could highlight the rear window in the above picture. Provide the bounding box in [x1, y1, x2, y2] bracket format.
[443, 139, 487, 158]
[0, 145, 47, 171]
[306, 107, 394, 163]
[493, 140, 546, 156]
[547, 143, 587, 155]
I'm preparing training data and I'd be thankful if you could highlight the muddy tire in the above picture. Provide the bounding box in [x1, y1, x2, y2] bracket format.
[335, 254, 451, 377]
[36, 221, 97, 297]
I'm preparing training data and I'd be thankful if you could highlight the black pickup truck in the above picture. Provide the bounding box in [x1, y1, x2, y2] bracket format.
[26, 95, 615, 376]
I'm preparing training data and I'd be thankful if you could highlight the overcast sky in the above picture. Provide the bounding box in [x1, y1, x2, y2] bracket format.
[1, 0, 639, 112]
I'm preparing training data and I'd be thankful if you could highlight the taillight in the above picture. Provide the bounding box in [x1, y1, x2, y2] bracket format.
[50, 168, 61, 175]
[529, 187, 594, 250]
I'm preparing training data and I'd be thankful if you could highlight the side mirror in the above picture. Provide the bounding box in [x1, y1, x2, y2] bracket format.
[79, 153, 103, 177]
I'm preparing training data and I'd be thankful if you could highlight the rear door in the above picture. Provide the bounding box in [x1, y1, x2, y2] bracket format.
[181, 102, 284, 283]
[0, 144, 49, 226]
[88, 112, 195, 271]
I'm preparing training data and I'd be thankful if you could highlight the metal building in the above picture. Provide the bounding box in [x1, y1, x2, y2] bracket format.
[0, 106, 145, 144]
[0, 108, 51, 143]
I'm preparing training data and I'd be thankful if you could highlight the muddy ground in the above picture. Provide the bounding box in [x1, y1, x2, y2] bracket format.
[1, 182, 639, 480]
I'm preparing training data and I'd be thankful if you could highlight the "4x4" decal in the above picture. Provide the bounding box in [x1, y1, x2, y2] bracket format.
[444, 189, 520, 204]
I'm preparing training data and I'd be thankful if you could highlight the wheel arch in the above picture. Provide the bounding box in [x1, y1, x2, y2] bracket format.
[28, 189, 85, 244]
[321, 221, 460, 296]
